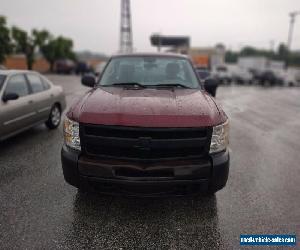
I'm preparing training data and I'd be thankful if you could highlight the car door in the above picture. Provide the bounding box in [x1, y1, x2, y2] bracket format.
[0, 74, 36, 139]
[25, 73, 53, 123]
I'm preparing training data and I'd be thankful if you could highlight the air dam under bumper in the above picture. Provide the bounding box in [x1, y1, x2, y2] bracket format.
[61, 145, 230, 196]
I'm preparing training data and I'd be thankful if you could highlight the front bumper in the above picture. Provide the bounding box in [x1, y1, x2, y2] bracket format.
[61, 145, 230, 196]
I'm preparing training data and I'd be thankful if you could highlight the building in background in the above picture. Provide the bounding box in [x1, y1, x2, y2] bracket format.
[150, 34, 190, 53]
[189, 45, 225, 69]
[4, 54, 50, 72]
[3, 51, 108, 73]
[150, 34, 225, 69]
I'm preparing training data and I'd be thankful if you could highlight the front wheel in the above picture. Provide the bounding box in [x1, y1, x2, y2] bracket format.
[45, 104, 61, 129]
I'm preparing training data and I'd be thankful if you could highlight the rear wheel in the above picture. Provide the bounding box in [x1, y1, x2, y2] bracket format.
[45, 104, 61, 129]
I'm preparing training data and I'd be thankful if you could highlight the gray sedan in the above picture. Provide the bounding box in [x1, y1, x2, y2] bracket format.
[0, 70, 66, 141]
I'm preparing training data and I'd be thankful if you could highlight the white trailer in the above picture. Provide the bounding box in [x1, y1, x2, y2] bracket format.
[238, 56, 268, 71]
[238, 56, 285, 72]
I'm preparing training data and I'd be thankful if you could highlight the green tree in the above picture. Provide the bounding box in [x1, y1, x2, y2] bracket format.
[277, 43, 289, 60]
[32, 29, 51, 49]
[40, 39, 56, 72]
[11, 27, 51, 70]
[41, 36, 76, 72]
[239, 46, 275, 60]
[289, 53, 300, 66]
[240, 46, 257, 56]
[0, 16, 12, 64]
[225, 50, 238, 63]
[11, 26, 34, 69]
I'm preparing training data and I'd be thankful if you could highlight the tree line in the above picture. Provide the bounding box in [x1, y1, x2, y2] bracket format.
[225, 43, 300, 66]
[0, 16, 75, 71]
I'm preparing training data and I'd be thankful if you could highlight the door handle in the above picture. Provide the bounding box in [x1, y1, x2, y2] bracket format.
[28, 100, 34, 104]
[50, 94, 54, 98]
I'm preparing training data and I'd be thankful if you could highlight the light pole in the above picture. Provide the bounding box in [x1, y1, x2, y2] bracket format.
[287, 11, 300, 50]
[286, 11, 300, 67]
[120, 0, 133, 53]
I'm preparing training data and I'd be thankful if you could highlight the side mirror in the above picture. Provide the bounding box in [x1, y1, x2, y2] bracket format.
[203, 78, 218, 97]
[81, 74, 96, 87]
[95, 72, 102, 77]
[2, 92, 19, 102]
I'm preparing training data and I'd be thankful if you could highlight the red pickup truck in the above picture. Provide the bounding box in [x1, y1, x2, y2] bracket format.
[61, 53, 230, 196]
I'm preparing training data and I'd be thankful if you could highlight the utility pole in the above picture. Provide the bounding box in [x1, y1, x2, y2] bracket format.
[120, 0, 133, 53]
[286, 11, 300, 67]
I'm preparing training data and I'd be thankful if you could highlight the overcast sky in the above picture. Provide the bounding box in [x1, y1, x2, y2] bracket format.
[1, 0, 300, 54]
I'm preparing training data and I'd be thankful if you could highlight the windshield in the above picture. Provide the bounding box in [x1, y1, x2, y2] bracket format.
[0, 75, 6, 91]
[99, 56, 200, 88]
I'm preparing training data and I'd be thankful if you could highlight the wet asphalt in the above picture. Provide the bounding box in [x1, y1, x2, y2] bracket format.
[0, 75, 299, 249]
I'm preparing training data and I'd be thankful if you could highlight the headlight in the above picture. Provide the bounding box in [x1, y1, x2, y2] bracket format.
[209, 119, 229, 154]
[63, 117, 81, 151]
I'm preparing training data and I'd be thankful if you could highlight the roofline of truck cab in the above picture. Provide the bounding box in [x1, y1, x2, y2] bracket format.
[111, 52, 189, 59]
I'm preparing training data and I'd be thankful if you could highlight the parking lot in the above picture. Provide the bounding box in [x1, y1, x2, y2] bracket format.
[0, 75, 299, 249]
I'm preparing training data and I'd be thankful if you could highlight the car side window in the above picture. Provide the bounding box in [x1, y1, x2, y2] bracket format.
[41, 77, 51, 90]
[27, 74, 44, 93]
[0, 75, 6, 91]
[5, 74, 29, 97]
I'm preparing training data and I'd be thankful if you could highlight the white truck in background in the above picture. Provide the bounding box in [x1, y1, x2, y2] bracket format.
[238, 56, 268, 71]
[281, 68, 300, 86]
[237, 56, 300, 86]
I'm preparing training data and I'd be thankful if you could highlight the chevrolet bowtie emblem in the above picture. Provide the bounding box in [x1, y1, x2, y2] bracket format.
[134, 137, 152, 151]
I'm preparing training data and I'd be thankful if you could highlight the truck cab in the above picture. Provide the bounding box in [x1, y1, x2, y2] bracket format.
[61, 53, 230, 196]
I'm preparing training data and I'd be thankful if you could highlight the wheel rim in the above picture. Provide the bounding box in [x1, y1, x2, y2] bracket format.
[51, 106, 61, 126]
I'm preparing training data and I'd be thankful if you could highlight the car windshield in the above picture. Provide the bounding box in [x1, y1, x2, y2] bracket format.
[0, 75, 6, 91]
[99, 56, 200, 88]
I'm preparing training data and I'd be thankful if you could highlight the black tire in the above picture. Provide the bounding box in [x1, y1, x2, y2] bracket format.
[45, 104, 61, 129]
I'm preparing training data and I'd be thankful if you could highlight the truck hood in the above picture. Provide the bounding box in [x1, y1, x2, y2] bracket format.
[68, 87, 227, 127]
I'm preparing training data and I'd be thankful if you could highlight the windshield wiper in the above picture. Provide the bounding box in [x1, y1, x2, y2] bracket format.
[152, 83, 191, 89]
[109, 82, 146, 88]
